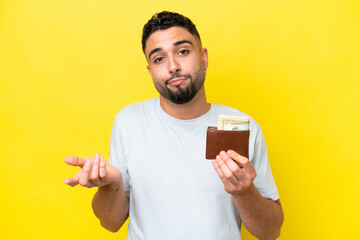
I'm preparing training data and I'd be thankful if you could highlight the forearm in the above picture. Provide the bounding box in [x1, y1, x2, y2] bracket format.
[92, 180, 129, 232]
[233, 184, 284, 240]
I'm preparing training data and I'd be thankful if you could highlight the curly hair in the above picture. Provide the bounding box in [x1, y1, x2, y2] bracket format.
[142, 11, 201, 53]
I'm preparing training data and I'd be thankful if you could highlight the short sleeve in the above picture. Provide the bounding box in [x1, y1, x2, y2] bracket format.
[250, 122, 279, 201]
[108, 114, 130, 198]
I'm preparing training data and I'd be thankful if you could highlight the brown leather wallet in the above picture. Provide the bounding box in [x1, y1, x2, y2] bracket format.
[205, 126, 250, 159]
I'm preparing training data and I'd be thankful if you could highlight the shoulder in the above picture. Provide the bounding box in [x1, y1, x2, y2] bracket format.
[114, 98, 157, 121]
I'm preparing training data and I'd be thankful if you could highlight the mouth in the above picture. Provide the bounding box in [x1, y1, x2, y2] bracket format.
[168, 78, 188, 86]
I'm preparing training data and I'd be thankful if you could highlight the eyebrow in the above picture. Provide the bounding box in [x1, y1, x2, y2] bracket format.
[148, 39, 194, 60]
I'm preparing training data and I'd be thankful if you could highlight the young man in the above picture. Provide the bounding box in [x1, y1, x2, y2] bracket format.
[64, 11, 284, 240]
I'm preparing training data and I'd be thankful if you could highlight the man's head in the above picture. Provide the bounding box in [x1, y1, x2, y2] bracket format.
[142, 11, 208, 105]
[142, 11, 202, 54]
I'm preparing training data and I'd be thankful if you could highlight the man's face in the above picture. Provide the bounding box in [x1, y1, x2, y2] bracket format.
[145, 27, 208, 104]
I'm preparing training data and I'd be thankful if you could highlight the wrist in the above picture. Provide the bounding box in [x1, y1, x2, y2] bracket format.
[101, 167, 123, 192]
[233, 183, 257, 199]
[101, 183, 121, 193]
[100, 178, 123, 193]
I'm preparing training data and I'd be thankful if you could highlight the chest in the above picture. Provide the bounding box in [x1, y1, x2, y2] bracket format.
[125, 123, 225, 199]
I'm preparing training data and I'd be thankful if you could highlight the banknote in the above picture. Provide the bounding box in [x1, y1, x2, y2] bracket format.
[217, 115, 250, 131]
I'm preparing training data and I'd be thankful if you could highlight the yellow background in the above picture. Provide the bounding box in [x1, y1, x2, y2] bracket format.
[1, 0, 359, 239]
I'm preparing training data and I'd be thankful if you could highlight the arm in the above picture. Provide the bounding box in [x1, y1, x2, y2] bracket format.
[212, 150, 284, 240]
[64, 153, 129, 232]
[92, 177, 129, 232]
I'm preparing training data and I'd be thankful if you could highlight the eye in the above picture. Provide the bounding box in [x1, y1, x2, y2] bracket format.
[154, 57, 163, 63]
[179, 49, 189, 55]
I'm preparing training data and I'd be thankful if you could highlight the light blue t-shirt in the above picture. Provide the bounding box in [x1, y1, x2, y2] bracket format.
[109, 97, 279, 240]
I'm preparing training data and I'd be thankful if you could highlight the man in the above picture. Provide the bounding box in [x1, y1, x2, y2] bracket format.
[64, 11, 284, 240]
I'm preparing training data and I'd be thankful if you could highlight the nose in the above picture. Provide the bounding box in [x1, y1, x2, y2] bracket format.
[168, 55, 181, 74]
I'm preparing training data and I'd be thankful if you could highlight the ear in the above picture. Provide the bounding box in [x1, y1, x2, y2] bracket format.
[201, 48, 209, 70]
[147, 65, 152, 75]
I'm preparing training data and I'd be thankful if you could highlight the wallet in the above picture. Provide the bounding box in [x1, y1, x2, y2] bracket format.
[205, 126, 250, 159]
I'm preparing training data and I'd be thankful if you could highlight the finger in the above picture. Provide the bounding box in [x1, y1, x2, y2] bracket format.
[212, 159, 224, 178]
[90, 153, 101, 185]
[227, 150, 256, 186]
[79, 160, 92, 187]
[64, 171, 81, 187]
[88, 153, 97, 180]
[227, 150, 256, 178]
[64, 177, 79, 187]
[64, 156, 87, 167]
[219, 150, 248, 183]
[219, 151, 243, 178]
[215, 155, 238, 185]
[99, 156, 106, 178]
[90, 153, 99, 179]
[212, 158, 234, 188]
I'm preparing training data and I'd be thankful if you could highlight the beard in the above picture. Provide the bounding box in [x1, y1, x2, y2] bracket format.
[154, 68, 206, 104]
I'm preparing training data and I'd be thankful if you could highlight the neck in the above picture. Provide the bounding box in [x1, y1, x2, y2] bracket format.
[159, 86, 210, 120]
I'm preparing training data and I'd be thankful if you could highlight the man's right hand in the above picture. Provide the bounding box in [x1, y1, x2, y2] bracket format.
[64, 153, 122, 191]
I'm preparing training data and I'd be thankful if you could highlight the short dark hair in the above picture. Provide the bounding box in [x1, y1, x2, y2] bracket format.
[141, 11, 201, 53]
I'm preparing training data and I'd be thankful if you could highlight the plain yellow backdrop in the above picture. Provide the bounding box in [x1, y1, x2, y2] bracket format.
[1, 0, 359, 239]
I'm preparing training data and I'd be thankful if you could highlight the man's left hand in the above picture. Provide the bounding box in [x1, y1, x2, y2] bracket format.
[212, 150, 257, 196]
